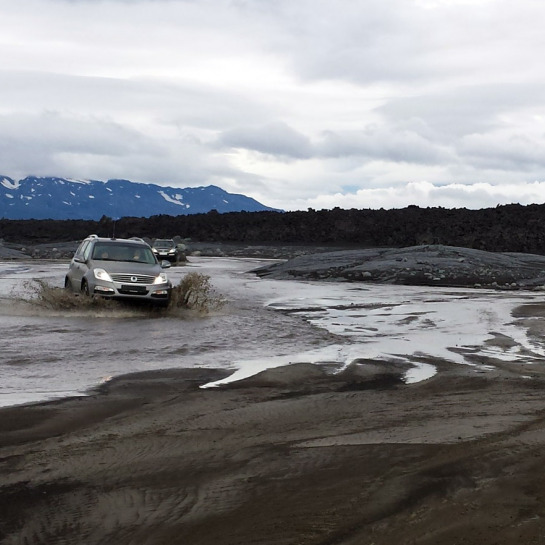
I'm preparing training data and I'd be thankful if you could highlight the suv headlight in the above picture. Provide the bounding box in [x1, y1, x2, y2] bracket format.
[153, 273, 168, 285]
[94, 268, 113, 282]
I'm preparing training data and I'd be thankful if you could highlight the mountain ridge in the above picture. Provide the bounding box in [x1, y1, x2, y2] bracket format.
[0, 176, 278, 220]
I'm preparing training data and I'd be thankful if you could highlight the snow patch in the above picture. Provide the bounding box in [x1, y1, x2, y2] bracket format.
[158, 190, 184, 206]
[1, 179, 19, 190]
[65, 178, 91, 185]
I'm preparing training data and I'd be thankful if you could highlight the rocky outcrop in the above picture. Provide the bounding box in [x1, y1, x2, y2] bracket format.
[254, 245, 545, 290]
[0, 241, 78, 260]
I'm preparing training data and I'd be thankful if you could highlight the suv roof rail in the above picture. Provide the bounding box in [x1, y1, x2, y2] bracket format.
[88, 234, 99, 239]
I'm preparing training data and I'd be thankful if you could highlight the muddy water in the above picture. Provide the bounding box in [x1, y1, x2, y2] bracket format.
[0, 258, 337, 407]
[1, 257, 545, 407]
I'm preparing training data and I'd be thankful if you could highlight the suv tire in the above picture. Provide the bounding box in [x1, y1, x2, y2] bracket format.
[81, 280, 90, 297]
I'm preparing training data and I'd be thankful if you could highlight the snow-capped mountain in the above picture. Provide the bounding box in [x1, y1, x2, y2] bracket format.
[0, 176, 279, 220]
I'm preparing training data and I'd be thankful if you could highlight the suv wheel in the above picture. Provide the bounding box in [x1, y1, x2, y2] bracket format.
[81, 280, 90, 297]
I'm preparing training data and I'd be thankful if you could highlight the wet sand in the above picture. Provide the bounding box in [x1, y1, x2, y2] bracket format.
[3, 345, 545, 545]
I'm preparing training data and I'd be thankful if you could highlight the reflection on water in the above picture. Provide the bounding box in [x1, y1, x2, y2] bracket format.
[1, 257, 545, 406]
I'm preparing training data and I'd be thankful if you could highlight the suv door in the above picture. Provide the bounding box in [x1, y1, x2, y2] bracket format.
[70, 240, 92, 290]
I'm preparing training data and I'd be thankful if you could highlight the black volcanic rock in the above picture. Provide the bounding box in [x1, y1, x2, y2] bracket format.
[1, 201, 545, 257]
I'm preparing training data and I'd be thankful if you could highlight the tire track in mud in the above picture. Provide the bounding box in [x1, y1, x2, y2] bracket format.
[1, 483, 201, 545]
[0, 397, 273, 544]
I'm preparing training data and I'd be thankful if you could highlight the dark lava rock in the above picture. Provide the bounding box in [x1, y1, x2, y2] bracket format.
[253, 244, 545, 290]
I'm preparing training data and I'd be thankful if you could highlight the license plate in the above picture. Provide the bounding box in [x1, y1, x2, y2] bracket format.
[121, 285, 147, 293]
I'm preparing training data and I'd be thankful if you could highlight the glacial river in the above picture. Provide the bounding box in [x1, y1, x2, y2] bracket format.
[1, 257, 545, 407]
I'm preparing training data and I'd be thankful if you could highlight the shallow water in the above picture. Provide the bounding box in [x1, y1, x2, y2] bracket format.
[1, 257, 545, 407]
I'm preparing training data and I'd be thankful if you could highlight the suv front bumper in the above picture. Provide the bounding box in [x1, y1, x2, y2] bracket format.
[93, 280, 172, 302]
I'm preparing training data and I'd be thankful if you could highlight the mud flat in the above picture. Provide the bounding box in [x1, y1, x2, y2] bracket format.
[3, 346, 545, 544]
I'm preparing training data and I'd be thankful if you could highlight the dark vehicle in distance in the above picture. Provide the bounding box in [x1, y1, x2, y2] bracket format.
[152, 239, 181, 263]
[65, 235, 172, 305]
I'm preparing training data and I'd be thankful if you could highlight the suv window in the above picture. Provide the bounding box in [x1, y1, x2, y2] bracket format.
[76, 240, 88, 258]
[92, 242, 156, 264]
[82, 241, 93, 261]
[154, 239, 175, 248]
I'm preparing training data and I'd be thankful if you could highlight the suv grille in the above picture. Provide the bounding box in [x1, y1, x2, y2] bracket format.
[110, 273, 156, 284]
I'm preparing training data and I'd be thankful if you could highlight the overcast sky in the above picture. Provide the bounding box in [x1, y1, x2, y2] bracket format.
[2, 0, 545, 211]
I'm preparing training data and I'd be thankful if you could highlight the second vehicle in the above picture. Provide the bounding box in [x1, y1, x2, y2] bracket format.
[151, 239, 181, 263]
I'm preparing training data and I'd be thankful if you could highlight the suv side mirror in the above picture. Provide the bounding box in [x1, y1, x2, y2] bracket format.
[161, 260, 171, 269]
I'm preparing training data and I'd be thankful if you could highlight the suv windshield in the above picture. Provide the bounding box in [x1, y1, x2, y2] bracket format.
[154, 240, 175, 249]
[92, 242, 156, 264]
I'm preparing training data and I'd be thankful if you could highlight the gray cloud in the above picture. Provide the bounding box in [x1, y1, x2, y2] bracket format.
[0, 112, 155, 177]
[217, 121, 453, 166]
[316, 127, 453, 165]
[458, 132, 545, 172]
[378, 83, 545, 139]
[0, 110, 229, 186]
[0, 70, 272, 131]
[218, 122, 313, 159]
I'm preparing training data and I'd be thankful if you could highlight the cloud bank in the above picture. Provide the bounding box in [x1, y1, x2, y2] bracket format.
[1, 0, 545, 211]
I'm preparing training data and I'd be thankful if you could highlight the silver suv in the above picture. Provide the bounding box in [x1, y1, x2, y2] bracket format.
[65, 235, 172, 305]
[152, 239, 180, 263]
